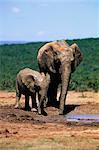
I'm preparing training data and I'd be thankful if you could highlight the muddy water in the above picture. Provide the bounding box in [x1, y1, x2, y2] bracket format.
[65, 114, 99, 125]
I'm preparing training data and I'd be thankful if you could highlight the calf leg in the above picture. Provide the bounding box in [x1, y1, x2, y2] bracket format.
[15, 81, 21, 108]
[25, 95, 30, 111]
[15, 93, 21, 108]
[31, 93, 37, 112]
[44, 97, 48, 108]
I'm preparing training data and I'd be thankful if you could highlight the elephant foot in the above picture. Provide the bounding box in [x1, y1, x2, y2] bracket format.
[38, 110, 47, 116]
[38, 111, 41, 115]
[25, 106, 31, 111]
[31, 108, 37, 112]
[14, 104, 19, 109]
[37, 107, 42, 115]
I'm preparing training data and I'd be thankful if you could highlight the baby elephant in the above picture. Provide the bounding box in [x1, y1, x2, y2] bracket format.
[15, 68, 50, 115]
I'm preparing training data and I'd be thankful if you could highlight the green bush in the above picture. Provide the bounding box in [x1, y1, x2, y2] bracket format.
[0, 38, 99, 91]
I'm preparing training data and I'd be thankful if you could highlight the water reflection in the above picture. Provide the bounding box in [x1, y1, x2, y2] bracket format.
[65, 114, 99, 123]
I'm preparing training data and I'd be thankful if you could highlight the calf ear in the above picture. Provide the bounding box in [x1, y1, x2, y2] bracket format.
[22, 75, 35, 92]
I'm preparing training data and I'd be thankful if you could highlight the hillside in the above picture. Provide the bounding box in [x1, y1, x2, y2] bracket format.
[0, 38, 99, 91]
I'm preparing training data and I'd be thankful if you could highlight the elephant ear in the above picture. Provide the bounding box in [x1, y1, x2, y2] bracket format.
[70, 43, 79, 54]
[42, 45, 57, 73]
[70, 43, 83, 67]
[22, 75, 35, 92]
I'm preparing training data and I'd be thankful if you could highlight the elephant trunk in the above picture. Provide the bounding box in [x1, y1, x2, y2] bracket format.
[59, 63, 71, 115]
[38, 92, 45, 115]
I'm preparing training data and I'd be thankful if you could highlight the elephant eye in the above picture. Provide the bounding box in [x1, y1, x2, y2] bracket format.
[73, 53, 75, 57]
[45, 49, 48, 52]
[53, 51, 57, 56]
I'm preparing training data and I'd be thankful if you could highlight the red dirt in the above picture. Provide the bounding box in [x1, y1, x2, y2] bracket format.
[0, 91, 99, 147]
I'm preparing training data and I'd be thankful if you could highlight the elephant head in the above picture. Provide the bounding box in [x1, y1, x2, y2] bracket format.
[37, 40, 83, 114]
[22, 71, 50, 98]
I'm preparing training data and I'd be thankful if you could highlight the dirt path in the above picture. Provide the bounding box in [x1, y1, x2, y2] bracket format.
[0, 91, 99, 150]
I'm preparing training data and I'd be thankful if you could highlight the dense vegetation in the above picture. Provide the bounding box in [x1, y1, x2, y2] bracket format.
[0, 38, 99, 91]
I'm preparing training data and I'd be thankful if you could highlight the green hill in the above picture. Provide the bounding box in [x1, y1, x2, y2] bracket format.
[0, 38, 99, 91]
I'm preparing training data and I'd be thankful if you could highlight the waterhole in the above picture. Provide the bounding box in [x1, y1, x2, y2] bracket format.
[65, 114, 99, 125]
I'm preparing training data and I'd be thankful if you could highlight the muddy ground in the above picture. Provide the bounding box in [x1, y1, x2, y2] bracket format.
[0, 91, 99, 150]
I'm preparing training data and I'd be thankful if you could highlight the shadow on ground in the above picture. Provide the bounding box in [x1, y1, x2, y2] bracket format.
[0, 103, 79, 124]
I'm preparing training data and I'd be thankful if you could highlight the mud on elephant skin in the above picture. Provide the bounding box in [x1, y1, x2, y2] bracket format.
[15, 68, 50, 115]
[37, 40, 83, 115]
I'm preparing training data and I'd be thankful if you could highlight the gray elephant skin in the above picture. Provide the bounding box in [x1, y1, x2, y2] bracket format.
[15, 68, 50, 115]
[37, 40, 83, 115]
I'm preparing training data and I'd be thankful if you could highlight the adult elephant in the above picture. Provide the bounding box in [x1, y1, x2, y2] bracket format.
[37, 40, 83, 115]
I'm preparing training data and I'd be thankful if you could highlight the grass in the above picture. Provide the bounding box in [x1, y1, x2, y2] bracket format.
[0, 135, 99, 150]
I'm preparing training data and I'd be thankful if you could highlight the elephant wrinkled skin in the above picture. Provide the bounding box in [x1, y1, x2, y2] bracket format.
[37, 40, 83, 115]
[15, 68, 50, 115]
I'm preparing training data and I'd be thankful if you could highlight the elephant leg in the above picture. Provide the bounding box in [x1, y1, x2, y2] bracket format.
[31, 93, 37, 112]
[15, 80, 21, 108]
[43, 97, 48, 108]
[14, 93, 21, 108]
[25, 95, 30, 111]
[48, 74, 59, 107]
[48, 83, 57, 106]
